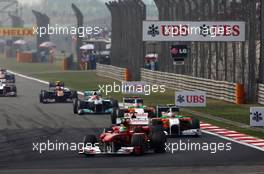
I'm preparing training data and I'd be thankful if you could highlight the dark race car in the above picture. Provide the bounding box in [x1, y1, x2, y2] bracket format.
[79, 117, 166, 156]
[39, 81, 77, 103]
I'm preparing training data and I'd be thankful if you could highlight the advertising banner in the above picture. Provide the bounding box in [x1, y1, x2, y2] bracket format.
[175, 91, 206, 107]
[143, 21, 245, 42]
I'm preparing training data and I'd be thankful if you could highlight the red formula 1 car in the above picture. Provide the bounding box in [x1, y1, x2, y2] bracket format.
[80, 118, 166, 156]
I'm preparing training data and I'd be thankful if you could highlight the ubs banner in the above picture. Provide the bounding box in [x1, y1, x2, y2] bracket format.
[143, 21, 245, 42]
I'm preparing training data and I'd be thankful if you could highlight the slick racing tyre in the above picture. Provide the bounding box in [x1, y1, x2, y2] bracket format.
[40, 90, 48, 103]
[73, 98, 78, 114]
[151, 130, 166, 153]
[111, 99, 119, 108]
[191, 118, 200, 129]
[111, 108, 118, 124]
[71, 90, 78, 99]
[131, 134, 146, 156]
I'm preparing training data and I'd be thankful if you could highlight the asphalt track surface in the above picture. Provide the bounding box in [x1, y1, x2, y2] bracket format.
[0, 75, 263, 173]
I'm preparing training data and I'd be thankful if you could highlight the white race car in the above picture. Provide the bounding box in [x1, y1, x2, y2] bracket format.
[152, 105, 201, 137]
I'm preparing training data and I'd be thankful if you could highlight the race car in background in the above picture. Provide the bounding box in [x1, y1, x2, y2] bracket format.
[152, 105, 201, 137]
[121, 96, 144, 108]
[73, 90, 119, 115]
[0, 82, 17, 97]
[39, 81, 78, 103]
[110, 97, 155, 124]
[0, 69, 15, 83]
[80, 116, 166, 156]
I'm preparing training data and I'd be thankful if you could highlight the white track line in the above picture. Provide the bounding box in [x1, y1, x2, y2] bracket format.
[8, 70, 84, 95]
[8, 70, 264, 152]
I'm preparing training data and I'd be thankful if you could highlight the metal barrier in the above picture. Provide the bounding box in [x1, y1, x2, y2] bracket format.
[258, 84, 264, 105]
[96, 63, 125, 81]
[141, 68, 236, 103]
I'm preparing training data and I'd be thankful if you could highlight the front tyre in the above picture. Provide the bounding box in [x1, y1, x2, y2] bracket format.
[73, 98, 78, 114]
[151, 131, 166, 153]
[131, 134, 146, 156]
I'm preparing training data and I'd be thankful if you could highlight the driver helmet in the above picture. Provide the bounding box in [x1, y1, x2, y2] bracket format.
[167, 111, 175, 117]
[55, 81, 61, 86]
[119, 124, 127, 132]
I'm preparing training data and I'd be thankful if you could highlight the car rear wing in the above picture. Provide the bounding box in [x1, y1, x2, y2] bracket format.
[49, 82, 65, 89]
[156, 104, 180, 117]
[122, 97, 143, 108]
[116, 117, 149, 126]
[0, 78, 6, 83]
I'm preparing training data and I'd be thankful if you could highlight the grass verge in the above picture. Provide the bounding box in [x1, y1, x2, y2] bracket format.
[0, 54, 61, 74]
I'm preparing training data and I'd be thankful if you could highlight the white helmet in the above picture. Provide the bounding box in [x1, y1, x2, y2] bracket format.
[167, 111, 175, 117]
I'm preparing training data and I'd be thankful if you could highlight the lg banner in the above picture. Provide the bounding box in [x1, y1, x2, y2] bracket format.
[175, 91, 206, 107]
[250, 107, 264, 127]
[143, 21, 245, 42]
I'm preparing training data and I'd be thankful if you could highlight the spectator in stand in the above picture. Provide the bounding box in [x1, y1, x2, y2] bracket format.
[80, 51, 86, 70]
[40, 51, 45, 62]
[49, 48, 55, 63]
[150, 60, 155, 71]
[85, 51, 90, 70]
[145, 60, 151, 70]
[90, 51, 96, 70]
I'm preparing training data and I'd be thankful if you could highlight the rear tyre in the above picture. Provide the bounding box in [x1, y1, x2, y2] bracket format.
[117, 109, 125, 118]
[39, 93, 43, 103]
[151, 119, 163, 126]
[191, 118, 200, 129]
[170, 125, 180, 136]
[151, 130, 166, 153]
[111, 99, 119, 108]
[12, 86, 17, 97]
[40, 90, 48, 104]
[111, 108, 118, 124]
[71, 90, 78, 99]
[73, 98, 78, 114]
[131, 134, 146, 156]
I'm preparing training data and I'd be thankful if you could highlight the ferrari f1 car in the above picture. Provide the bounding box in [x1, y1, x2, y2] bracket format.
[111, 97, 155, 124]
[0, 69, 15, 83]
[0, 82, 17, 97]
[39, 81, 77, 103]
[152, 105, 201, 137]
[79, 116, 166, 156]
[73, 90, 119, 115]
